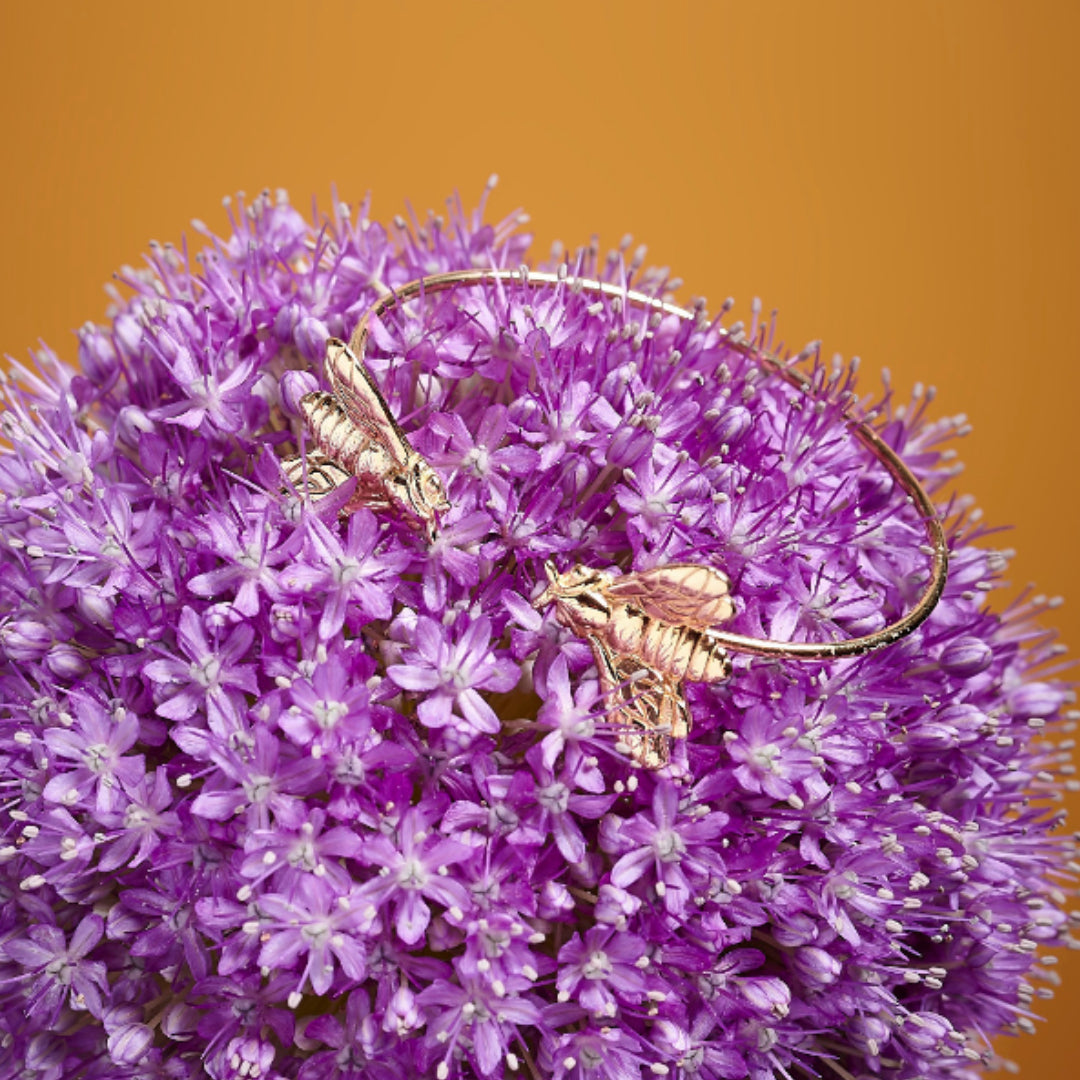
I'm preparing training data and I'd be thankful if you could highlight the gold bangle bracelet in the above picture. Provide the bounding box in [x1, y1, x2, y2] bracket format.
[348, 268, 949, 662]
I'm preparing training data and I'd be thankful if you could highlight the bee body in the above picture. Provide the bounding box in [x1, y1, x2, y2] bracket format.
[300, 391, 397, 482]
[612, 610, 732, 685]
[281, 449, 351, 499]
[535, 560, 736, 768]
[282, 339, 450, 537]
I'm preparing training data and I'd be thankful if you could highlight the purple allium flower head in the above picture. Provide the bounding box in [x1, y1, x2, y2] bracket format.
[0, 181, 1076, 1079]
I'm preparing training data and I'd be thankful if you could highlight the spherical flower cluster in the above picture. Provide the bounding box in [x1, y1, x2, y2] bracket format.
[0, 182, 1075, 1080]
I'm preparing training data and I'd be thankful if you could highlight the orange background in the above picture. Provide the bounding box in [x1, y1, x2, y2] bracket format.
[1, 0, 1077, 1072]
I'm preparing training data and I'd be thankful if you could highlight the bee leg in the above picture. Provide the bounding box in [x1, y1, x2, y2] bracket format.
[662, 678, 691, 741]
[621, 727, 671, 770]
[281, 452, 356, 518]
[587, 635, 676, 771]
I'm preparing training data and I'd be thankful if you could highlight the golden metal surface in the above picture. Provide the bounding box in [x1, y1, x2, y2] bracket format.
[293, 337, 450, 537]
[281, 449, 352, 500]
[351, 268, 949, 662]
[535, 560, 736, 768]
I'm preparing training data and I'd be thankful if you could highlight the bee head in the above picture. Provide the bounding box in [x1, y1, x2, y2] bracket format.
[412, 460, 450, 514]
[533, 560, 611, 631]
[395, 458, 451, 536]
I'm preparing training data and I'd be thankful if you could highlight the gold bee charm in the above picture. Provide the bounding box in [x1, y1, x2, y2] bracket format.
[282, 337, 450, 537]
[533, 560, 736, 769]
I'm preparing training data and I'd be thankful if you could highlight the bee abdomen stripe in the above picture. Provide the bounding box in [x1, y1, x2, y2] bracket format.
[636, 620, 730, 684]
[301, 393, 376, 474]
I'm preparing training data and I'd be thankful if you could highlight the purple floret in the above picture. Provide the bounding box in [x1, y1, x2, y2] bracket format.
[0, 181, 1075, 1079]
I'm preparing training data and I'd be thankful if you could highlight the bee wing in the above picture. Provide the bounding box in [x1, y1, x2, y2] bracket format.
[605, 564, 735, 631]
[587, 636, 686, 769]
[324, 338, 411, 465]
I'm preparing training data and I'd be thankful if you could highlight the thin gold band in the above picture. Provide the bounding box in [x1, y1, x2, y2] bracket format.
[348, 268, 949, 661]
